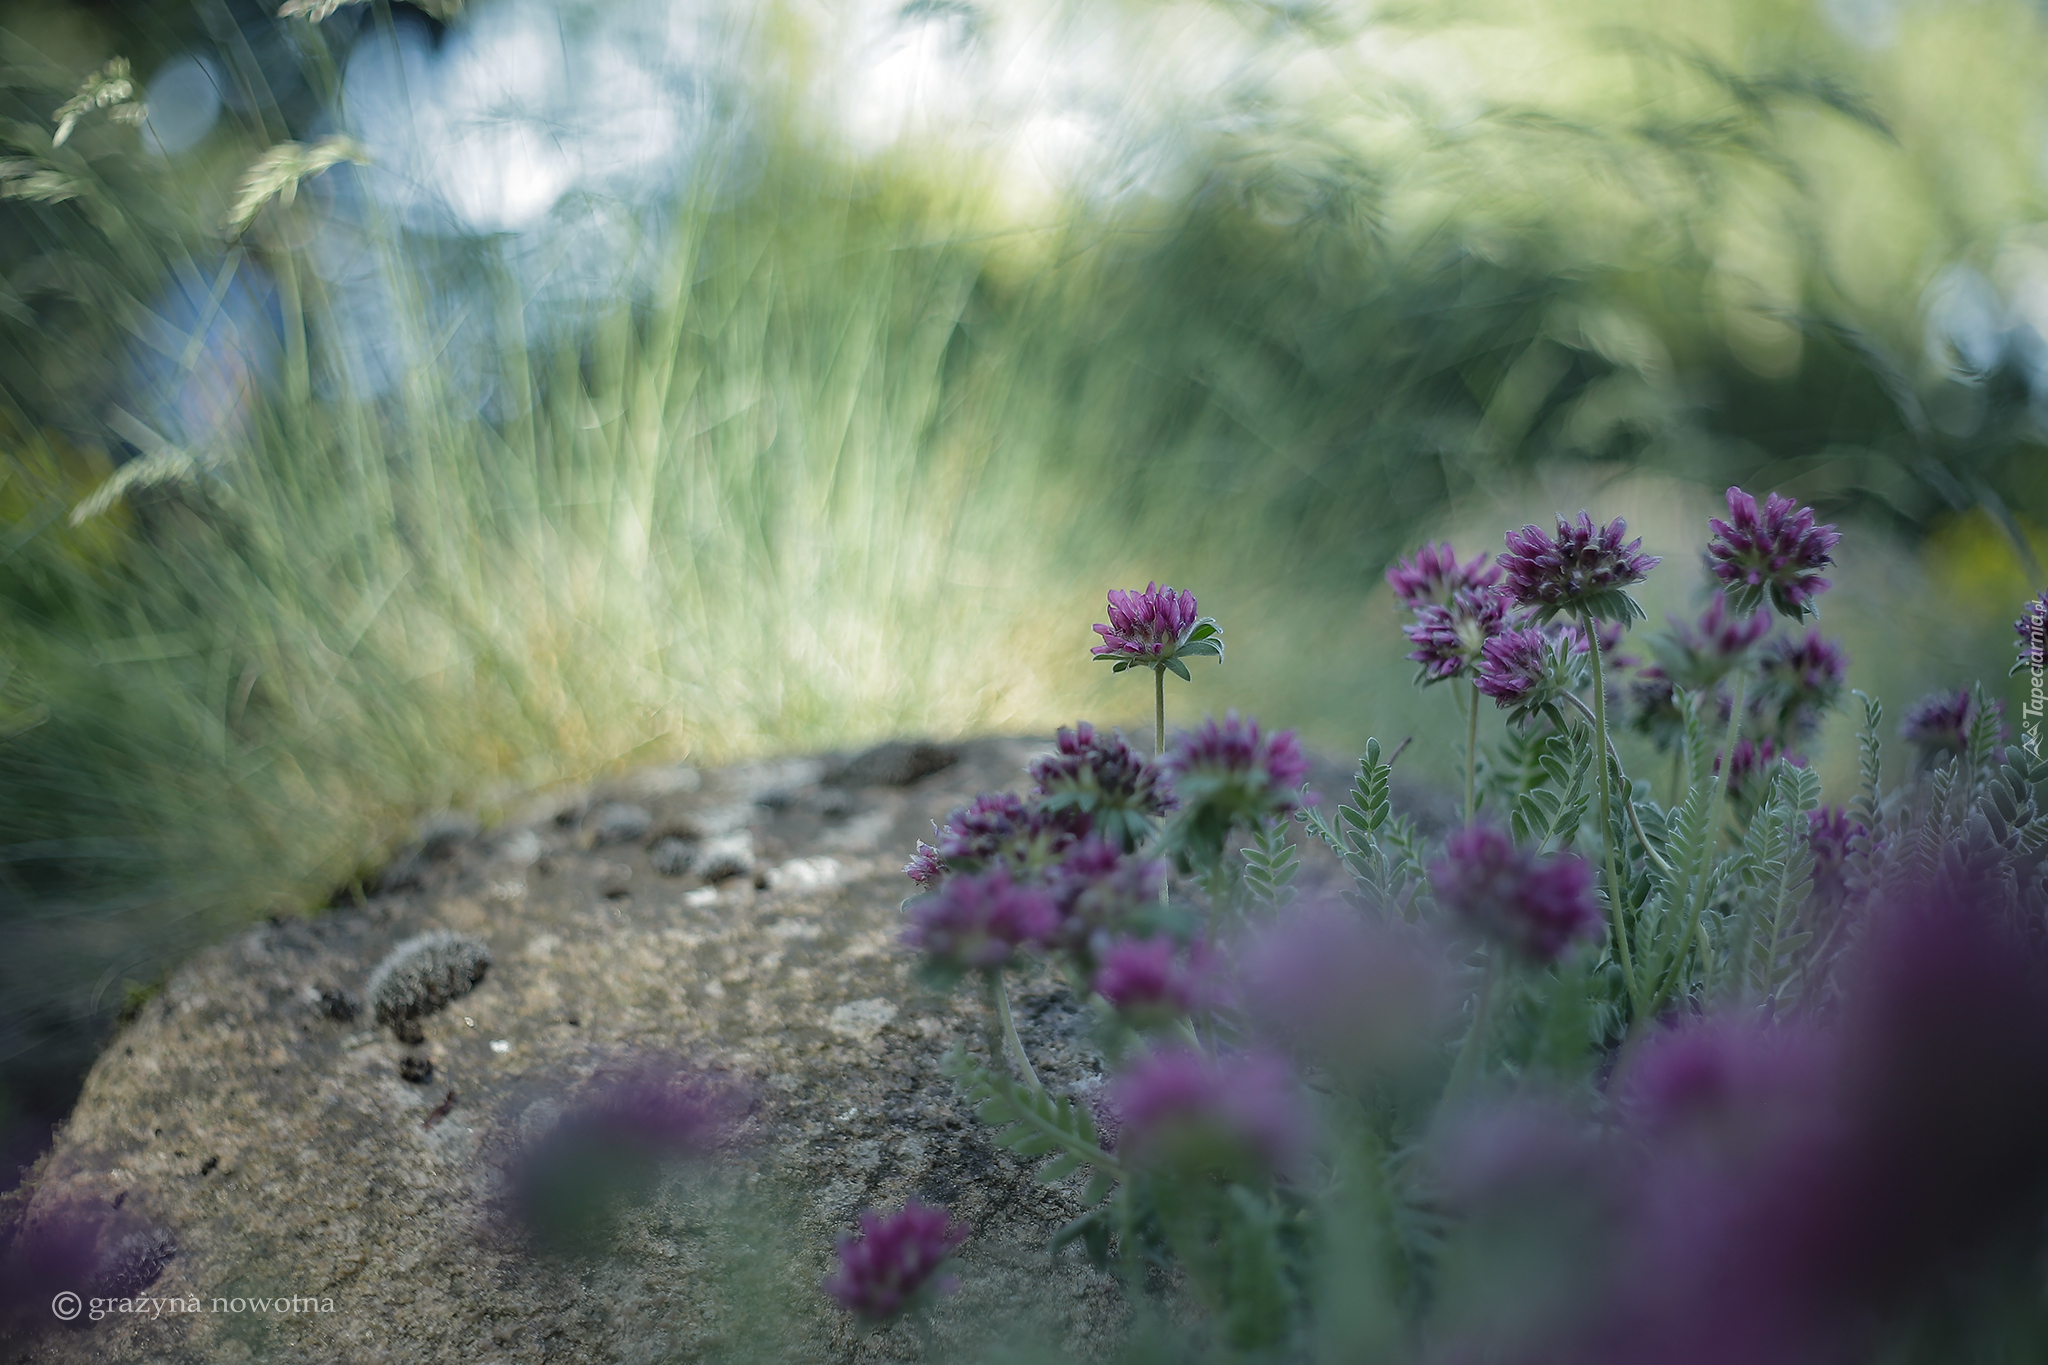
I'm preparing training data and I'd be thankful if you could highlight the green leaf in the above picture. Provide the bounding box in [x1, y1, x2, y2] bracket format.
[1165, 657, 1192, 682]
[1036, 1153, 1084, 1184]
[1080, 1170, 1115, 1207]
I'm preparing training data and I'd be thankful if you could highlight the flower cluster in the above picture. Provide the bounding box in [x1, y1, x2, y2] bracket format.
[1093, 936, 1222, 1028]
[1754, 629, 1848, 743]
[2015, 589, 2047, 675]
[1899, 687, 2004, 765]
[1429, 824, 1603, 962]
[1404, 586, 1509, 683]
[1645, 593, 1770, 691]
[929, 790, 1087, 878]
[1386, 542, 1503, 608]
[903, 865, 1059, 975]
[1806, 805, 1866, 901]
[1109, 1047, 1309, 1181]
[1498, 512, 1660, 623]
[1028, 721, 1173, 851]
[823, 1201, 971, 1324]
[1716, 735, 1807, 803]
[1474, 626, 1576, 721]
[1161, 712, 1311, 856]
[1705, 486, 1840, 619]
[1091, 582, 1223, 678]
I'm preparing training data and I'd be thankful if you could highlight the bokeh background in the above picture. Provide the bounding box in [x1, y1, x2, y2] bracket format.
[0, 0, 2042, 1175]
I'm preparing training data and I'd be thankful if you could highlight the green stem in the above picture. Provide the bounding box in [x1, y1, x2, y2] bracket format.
[1445, 953, 1498, 1097]
[990, 970, 1044, 1096]
[1154, 664, 1166, 759]
[1464, 677, 1480, 824]
[1580, 606, 1640, 1018]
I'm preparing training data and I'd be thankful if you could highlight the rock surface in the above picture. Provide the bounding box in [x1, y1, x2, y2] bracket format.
[5, 739, 1148, 1363]
[7, 734, 1386, 1363]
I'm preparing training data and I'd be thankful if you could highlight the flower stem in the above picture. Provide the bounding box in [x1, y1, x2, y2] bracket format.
[1465, 677, 1481, 824]
[990, 970, 1044, 1096]
[1445, 952, 1497, 1097]
[1580, 606, 1641, 1018]
[1154, 664, 1166, 759]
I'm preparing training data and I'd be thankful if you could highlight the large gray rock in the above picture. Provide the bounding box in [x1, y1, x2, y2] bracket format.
[9, 739, 1148, 1363]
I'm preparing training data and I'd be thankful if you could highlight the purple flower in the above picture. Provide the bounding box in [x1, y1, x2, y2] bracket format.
[1624, 668, 1687, 752]
[903, 864, 1059, 973]
[1649, 593, 1771, 689]
[1899, 687, 2003, 762]
[1047, 836, 1169, 959]
[1386, 542, 1503, 609]
[2013, 589, 2047, 675]
[1110, 1047, 1309, 1180]
[505, 1060, 746, 1247]
[1497, 511, 1661, 623]
[932, 790, 1087, 876]
[1029, 722, 1174, 851]
[1615, 1015, 1832, 1155]
[823, 1200, 971, 1323]
[1093, 936, 1221, 1026]
[1714, 736, 1806, 802]
[903, 840, 945, 889]
[1403, 586, 1509, 683]
[1474, 626, 1557, 710]
[1754, 629, 1848, 743]
[1705, 487, 1840, 620]
[1429, 824, 1603, 962]
[1161, 713, 1311, 849]
[1090, 583, 1223, 679]
[1805, 805, 1865, 900]
[1239, 902, 1452, 1080]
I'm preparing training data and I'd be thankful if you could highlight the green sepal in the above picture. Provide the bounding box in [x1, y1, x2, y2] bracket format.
[1165, 657, 1192, 682]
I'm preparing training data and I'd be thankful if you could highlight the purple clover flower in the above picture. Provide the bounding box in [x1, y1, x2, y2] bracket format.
[1092, 936, 1220, 1026]
[823, 1200, 971, 1324]
[1160, 713, 1311, 848]
[1647, 593, 1770, 692]
[1806, 805, 1865, 900]
[1110, 1047, 1309, 1180]
[903, 864, 1058, 974]
[1047, 836, 1169, 962]
[1898, 687, 2007, 766]
[1755, 629, 1848, 743]
[1028, 721, 1174, 851]
[2014, 589, 2047, 675]
[1090, 583, 1223, 680]
[1624, 668, 1689, 753]
[1474, 626, 1557, 710]
[1715, 736, 1806, 803]
[932, 790, 1087, 876]
[903, 840, 945, 889]
[1497, 511, 1661, 623]
[1239, 902, 1452, 1081]
[1385, 542, 1504, 609]
[1705, 487, 1840, 620]
[1429, 824, 1603, 963]
[1403, 586, 1509, 683]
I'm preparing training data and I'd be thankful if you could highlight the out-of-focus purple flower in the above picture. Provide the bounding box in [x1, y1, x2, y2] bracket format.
[1090, 583, 1222, 677]
[1111, 1047, 1309, 1180]
[1029, 722, 1174, 851]
[1805, 805, 1865, 900]
[932, 790, 1088, 876]
[1714, 735, 1806, 802]
[1093, 936, 1221, 1027]
[2013, 589, 2047, 675]
[505, 1060, 746, 1248]
[1239, 902, 1452, 1081]
[823, 1200, 971, 1323]
[903, 865, 1059, 973]
[1706, 487, 1840, 620]
[1899, 687, 2004, 762]
[1161, 713, 1311, 851]
[1404, 587, 1509, 682]
[1615, 1016, 1832, 1160]
[1474, 627, 1556, 709]
[1429, 825, 1603, 963]
[903, 840, 945, 889]
[1386, 542, 1504, 609]
[1498, 512, 1660, 622]
[0, 1200, 177, 1321]
[1551, 614, 1631, 661]
[1623, 668, 1687, 752]
[1754, 629, 1848, 743]
[1046, 836, 1170, 963]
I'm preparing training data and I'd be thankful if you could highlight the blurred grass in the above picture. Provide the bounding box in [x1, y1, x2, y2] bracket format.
[0, 0, 2042, 1138]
